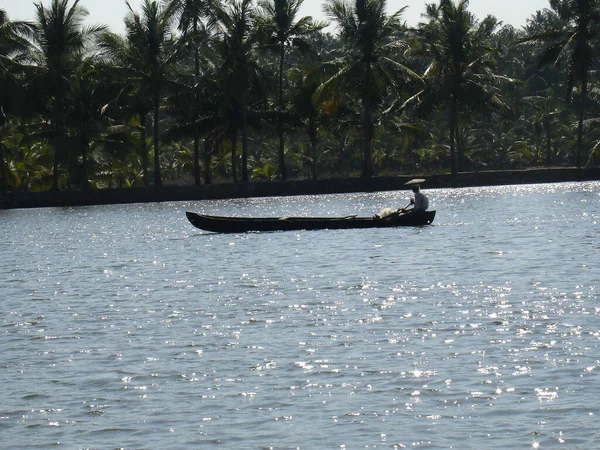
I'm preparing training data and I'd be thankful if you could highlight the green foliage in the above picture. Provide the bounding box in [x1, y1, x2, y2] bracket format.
[321, 0, 420, 177]
[252, 161, 278, 180]
[521, 0, 600, 168]
[411, 0, 509, 179]
[253, 0, 327, 180]
[2, 0, 600, 194]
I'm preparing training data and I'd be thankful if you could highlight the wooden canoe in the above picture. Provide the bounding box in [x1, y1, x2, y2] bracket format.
[186, 210, 435, 233]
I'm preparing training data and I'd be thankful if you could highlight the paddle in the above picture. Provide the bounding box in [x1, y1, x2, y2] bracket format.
[397, 201, 413, 214]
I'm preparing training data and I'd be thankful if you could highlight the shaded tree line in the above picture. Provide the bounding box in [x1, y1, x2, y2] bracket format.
[1, 0, 600, 193]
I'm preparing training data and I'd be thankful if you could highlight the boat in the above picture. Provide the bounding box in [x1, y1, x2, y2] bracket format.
[186, 210, 436, 233]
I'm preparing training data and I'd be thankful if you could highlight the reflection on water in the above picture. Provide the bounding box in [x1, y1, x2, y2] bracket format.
[1, 181, 598, 448]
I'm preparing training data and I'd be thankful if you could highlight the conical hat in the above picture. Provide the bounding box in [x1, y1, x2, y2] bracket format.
[404, 178, 425, 186]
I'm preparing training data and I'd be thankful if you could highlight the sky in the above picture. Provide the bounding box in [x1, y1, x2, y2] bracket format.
[1, 0, 551, 34]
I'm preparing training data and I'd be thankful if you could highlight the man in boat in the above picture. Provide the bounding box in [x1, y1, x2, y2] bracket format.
[399, 179, 429, 214]
[373, 178, 429, 219]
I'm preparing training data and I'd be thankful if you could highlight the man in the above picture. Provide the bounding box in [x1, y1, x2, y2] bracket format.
[410, 184, 429, 212]
[400, 179, 429, 214]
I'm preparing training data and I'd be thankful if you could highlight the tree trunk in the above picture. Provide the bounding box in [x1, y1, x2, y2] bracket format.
[362, 109, 374, 177]
[0, 110, 6, 192]
[576, 69, 587, 169]
[309, 114, 318, 180]
[153, 97, 162, 187]
[51, 138, 60, 191]
[51, 87, 65, 191]
[81, 138, 90, 191]
[141, 113, 149, 186]
[456, 123, 463, 172]
[241, 106, 249, 182]
[545, 114, 552, 166]
[0, 142, 6, 193]
[193, 19, 201, 186]
[203, 137, 212, 185]
[277, 43, 287, 180]
[362, 65, 374, 177]
[231, 129, 238, 183]
[194, 136, 201, 186]
[449, 95, 458, 185]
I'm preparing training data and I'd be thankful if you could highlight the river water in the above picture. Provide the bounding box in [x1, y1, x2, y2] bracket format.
[1, 181, 598, 449]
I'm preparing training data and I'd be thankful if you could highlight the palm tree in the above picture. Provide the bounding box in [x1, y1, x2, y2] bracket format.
[168, 0, 222, 185]
[254, 0, 326, 180]
[413, 0, 508, 182]
[323, 0, 420, 177]
[96, 44, 152, 186]
[0, 9, 34, 192]
[521, 77, 564, 165]
[164, 48, 228, 185]
[288, 62, 324, 180]
[63, 59, 115, 190]
[522, 0, 600, 168]
[29, 0, 105, 191]
[99, 0, 183, 188]
[216, 0, 264, 182]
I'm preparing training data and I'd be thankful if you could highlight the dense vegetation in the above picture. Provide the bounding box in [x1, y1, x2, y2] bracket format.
[1, 0, 600, 193]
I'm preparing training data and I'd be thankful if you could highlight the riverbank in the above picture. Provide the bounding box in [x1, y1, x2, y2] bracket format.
[2, 167, 599, 210]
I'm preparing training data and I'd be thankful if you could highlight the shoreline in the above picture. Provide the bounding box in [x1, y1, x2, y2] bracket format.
[2, 167, 599, 210]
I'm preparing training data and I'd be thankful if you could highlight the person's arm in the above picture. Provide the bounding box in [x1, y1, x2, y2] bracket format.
[398, 198, 414, 213]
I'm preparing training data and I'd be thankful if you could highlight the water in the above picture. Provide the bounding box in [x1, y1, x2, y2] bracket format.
[1, 182, 598, 449]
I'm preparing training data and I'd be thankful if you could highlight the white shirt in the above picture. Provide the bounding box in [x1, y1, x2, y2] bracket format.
[414, 191, 429, 212]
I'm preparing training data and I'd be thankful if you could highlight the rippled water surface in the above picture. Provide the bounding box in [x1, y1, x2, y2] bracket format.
[1, 182, 599, 449]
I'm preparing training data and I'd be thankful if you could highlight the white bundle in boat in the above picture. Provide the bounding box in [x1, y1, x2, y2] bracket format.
[374, 207, 396, 219]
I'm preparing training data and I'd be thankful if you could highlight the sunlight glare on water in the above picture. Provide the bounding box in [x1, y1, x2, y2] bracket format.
[0, 181, 598, 449]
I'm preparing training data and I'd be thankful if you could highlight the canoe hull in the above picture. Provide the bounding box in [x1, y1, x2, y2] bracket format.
[186, 210, 435, 233]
